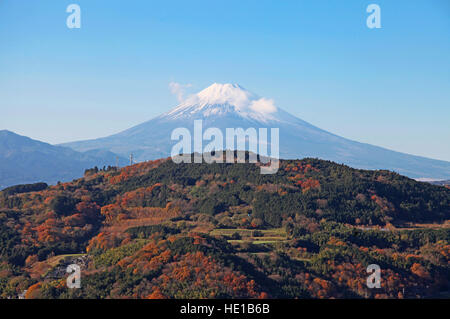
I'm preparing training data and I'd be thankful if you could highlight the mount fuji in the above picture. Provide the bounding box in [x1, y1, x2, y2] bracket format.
[62, 83, 450, 179]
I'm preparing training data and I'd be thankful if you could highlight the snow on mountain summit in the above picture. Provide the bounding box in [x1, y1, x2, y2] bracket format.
[165, 83, 281, 122]
[196, 83, 254, 108]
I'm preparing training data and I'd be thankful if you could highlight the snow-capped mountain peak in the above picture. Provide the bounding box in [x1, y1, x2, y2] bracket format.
[195, 83, 254, 108]
[61, 82, 450, 179]
[165, 83, 281, 123]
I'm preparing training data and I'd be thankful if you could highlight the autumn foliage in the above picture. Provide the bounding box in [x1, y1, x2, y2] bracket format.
[0, 156, 448, 299]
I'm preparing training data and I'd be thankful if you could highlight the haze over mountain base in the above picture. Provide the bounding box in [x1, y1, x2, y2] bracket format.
[0, 130, 127, 189]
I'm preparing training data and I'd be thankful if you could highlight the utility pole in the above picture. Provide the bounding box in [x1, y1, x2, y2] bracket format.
[115, 156, 119, 169]
[130, 153, 133, 166]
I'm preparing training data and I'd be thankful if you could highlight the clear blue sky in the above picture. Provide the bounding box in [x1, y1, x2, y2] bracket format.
[0, 0, 449, 160]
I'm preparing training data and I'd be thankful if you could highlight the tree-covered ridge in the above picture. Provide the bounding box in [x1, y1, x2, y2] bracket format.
[0, 156, 449, 299]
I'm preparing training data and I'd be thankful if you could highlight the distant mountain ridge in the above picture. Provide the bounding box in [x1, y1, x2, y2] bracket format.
[62, 83, 450, 179]
[429, 180, 450, 187]
[0, 130, 127, 189]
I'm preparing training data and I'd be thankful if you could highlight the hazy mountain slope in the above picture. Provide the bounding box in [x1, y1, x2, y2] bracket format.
[0, 130, 127, 189]
[62, 83, 450, 179]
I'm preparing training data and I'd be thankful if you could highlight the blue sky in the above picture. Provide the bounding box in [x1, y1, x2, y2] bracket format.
[0, 0, 449, 160]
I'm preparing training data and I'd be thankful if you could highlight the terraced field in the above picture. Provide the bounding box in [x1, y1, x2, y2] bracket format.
[210, 228, 288, 244]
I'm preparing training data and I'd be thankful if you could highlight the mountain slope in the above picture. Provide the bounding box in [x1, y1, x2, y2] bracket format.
[0, 155, 449, 299]
[0, 130, 127, 189]
[62, 83, 450, 179]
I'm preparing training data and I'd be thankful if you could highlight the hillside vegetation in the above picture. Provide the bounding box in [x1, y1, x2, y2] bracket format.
[0, 156, 449, 299]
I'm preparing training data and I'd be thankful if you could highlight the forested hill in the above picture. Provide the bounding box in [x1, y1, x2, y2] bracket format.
[0, 156, 449, 299]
